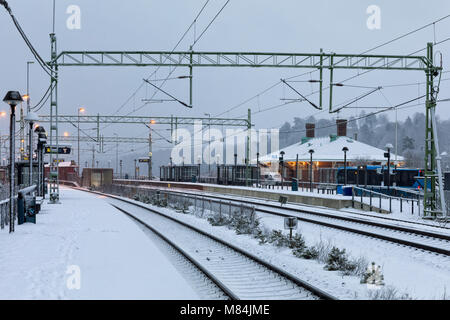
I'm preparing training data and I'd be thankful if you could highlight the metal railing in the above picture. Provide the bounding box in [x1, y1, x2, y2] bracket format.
[1, 184, 37, 230]
[351, 186, 421, 214]
[96, 184, 256, 221]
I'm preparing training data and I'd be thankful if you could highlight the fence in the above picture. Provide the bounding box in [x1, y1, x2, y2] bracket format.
[97, 184, 256, 222]
[351, 186, 421, 215]
[1, 184, 37, 230]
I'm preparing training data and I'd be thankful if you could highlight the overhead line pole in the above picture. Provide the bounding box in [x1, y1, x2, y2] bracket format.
[47, 47, 442, 216]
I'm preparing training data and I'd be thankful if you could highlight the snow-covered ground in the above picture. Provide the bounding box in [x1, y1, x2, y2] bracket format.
[105, 193, 450, 300]
[0, 187, 199, 300]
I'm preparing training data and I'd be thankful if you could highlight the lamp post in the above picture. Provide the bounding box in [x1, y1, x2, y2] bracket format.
[309, 149, 314, 192]
[26, 61, 34, 154]
[204, 113, 211, 176]
[148, 120, 155, 180]
[4, 91, 24, 233]
[385, 143, 393, 194]
[216, 154, 220, 184]
[35, 126, 46, 197]
[233, 153, 237, 185]
[0, 111, 7, 164]
[24, 112, 39, 186]
[256, 152, 260, 188]
[279, 151, 285, 189]
[113, 132, 118, 178]
[77, 107, 85, 177]
[342, 146, 349, 185]
[197, 155, 201, 182]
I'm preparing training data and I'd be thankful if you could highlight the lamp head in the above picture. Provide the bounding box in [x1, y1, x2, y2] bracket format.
[3, 91, 23, 106]
[25, 111, 39, 123]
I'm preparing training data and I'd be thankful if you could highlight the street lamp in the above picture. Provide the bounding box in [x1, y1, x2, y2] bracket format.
[256, 152, 260, 188]
[279, 151, 285, 189]
[309, 149, 315, 192]
[25, 61, 34, 155]
[204, 113, 211, 176]
[35, 126, 47, 197]
[385, 143, 393, 194]
[197, 155, 201, 181]
[4, 91, 24, 233]
[148, 120, 154, 180]
[216, 154, 221, 184]
[77, 107, 85, 177]
[24, 111, 39, 187]
[233, 153, 237, 185]
[113, 133, 118, 178]
[342, 146, 349, 185]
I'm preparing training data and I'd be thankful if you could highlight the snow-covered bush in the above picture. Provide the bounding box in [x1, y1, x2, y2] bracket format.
[267, 230, 290, 247]
[230, 211, 259, 235]
[297, 246, 320, 259]
[324, 247, 357, 274]
[207, 213, 231, 226]
[288, 233, 307, 257]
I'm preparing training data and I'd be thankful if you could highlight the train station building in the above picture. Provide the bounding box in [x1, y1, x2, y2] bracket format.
[259, 120, 404, 183]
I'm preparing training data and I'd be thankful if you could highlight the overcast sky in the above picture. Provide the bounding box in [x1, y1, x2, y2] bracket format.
[1, 0, 450, 160]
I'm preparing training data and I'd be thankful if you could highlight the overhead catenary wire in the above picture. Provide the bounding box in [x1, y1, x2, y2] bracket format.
[216, 14, 450, 119]
[0, 1, 55, 79]
[104, 0, 212, 121]
[192, 0, 231, 48]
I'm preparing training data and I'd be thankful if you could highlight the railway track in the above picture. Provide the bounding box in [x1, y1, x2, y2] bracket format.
[123, 186, 450, 256]
[84, 189, 336, 300]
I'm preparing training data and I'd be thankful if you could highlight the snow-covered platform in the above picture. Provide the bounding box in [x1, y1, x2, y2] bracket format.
[0, 187, 199, 300]
[116, 179, 354, 210]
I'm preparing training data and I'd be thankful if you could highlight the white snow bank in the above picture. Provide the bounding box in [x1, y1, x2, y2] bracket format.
[0, 187, 199, 300]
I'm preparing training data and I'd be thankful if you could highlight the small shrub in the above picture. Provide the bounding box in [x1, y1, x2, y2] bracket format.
[268, 230, 290, 247]
[253, 226, 271, 245]
[207, 212, 231, 226]
[299, 246, 320, 260]
[229, 211, 260, 235]
[288, 233, 306, 249]
[324, 247, 357, 274]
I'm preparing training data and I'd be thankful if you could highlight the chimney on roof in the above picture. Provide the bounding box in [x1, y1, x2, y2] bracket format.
[336, 119, 347, 137]
[306, 123, 315, 138]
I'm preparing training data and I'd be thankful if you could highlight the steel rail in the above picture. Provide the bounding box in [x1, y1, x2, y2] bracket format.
[78, 187, 337, 300]
[118, 185, 450, 256]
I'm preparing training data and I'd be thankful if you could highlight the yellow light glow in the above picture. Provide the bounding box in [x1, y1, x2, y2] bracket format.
[0, 111, 6, 117]
[64, 132, 69, 137]
[79, 107, 85, 113]
[22, 95, 29, 101]
[150, 119, 156, 125]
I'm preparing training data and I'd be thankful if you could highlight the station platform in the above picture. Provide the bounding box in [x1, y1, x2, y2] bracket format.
[0, 187, 199, 300]
[116, 179, 354, 210]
